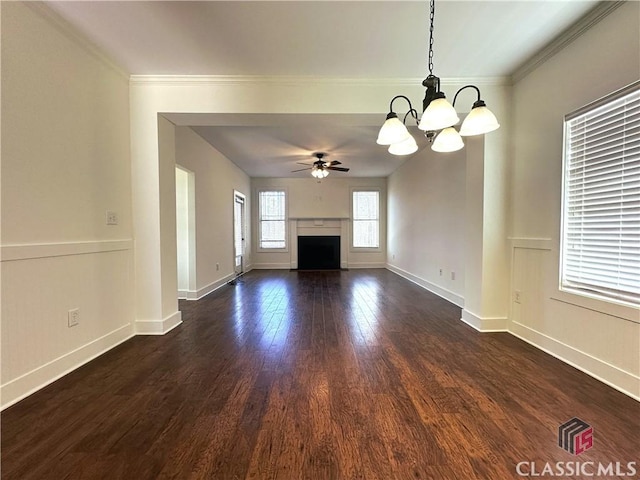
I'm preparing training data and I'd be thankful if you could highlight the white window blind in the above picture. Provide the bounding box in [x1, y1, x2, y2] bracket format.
[259, 190, 286, 249]
[561, 84, 640, 305]
[353, 191, 380, 248]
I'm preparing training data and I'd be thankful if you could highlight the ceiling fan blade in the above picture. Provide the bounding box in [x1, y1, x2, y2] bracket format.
[291, 167, 312, 172]
[296, 162, 312, 166]
[327, 160, 342, 166]
[327, 166, 350, 172]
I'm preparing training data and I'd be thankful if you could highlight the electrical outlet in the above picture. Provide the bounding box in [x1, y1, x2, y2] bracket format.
[216, 263, 220, 271]
[514, 290, 522, 304]
[451, 271, 456, 280]
[68, 308, 80, 327]
[106, 211, 118, 225]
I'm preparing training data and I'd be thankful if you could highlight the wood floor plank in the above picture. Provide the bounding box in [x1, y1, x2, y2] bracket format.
[2, 269, 639, 479]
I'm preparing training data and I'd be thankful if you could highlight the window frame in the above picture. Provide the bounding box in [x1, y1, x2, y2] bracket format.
[257, 188, 288, 252]
[351, 188, 381, 251]
[558, 81, 640, 312]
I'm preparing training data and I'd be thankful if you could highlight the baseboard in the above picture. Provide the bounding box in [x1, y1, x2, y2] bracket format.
[1, 324, 134, 411]
[192, 272, 237, 300]
[461, 309, 508, 332]
[348, 262, 386, 269]
[135, 311, 182, 335]
[251, 263, 291, 270]
[386, 264, 465, 307]
[177, 289, 191, 300]
[510, 321, 640, 401]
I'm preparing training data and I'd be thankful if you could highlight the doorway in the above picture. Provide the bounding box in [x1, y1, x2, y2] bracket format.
[176, 165, 196, 298]
[234, 191, 246, 276]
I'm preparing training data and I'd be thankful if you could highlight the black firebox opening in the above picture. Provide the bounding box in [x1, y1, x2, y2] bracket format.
[297, 236, 340, 270]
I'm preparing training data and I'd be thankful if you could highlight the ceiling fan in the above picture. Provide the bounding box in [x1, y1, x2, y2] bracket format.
[291, 152, 350, 178]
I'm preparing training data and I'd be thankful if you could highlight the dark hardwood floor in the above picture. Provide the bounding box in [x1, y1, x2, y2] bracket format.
[2, 269, 639, 479]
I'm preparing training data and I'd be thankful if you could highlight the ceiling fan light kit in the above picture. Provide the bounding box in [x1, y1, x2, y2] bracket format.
[292, 152, 350, 178]
[378, 0, 500, 155]
[311, 165, 330, 178]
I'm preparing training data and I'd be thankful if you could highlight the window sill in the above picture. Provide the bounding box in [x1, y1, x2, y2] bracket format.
[257, 248, 289, 254]
[350, 247, 382, 253]
[552, 288, 639, 324]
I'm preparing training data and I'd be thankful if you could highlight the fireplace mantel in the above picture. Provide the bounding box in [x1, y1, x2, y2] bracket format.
[289, 218, 349, 269]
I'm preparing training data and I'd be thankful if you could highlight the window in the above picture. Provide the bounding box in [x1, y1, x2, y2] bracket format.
[560, 83, 639, 306]
[352, 190, 380, 248]
[259, 190, 286, 249]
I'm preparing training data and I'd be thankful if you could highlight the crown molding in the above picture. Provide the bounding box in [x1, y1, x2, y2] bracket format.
[129, 75, 510, 88]
[24, 1, 129, 82]
[511, 1, 625, 83]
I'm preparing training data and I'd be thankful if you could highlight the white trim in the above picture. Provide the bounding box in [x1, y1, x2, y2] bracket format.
[251, 263, 291, 270]
[460, 309, 508, 333]
[348, 262, 385, 269]
[511, 1, 624, 83]
[386, 264, 464, 308]
[1, 240, 133, 262]
[1, 324, 134, 411]
[192, 273, 237, 300]
[135, 311, 182, 335]
[551, 290, 640, 324]
[130, 75, 510, 88]
[508, 237, 552, 251]
[177, 290, 191, 300]
[510, 321, 640, 402]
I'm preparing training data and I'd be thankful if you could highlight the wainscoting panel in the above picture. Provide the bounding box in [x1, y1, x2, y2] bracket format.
[1, 241, 135, 409]
[509, 238, 639, 400]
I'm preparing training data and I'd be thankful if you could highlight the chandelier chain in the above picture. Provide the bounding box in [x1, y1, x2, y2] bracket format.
[428, 0, 435, 75]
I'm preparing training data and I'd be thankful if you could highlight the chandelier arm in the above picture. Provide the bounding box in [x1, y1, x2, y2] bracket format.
[403, 108, 419, 126]
[452, 85, 481, 107]
[389, 95, 415, 113]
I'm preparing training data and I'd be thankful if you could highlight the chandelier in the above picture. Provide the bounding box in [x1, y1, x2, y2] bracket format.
[377, 0, 500, 155]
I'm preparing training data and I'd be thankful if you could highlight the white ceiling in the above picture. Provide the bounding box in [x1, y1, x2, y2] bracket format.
[46, 0, 602, 177]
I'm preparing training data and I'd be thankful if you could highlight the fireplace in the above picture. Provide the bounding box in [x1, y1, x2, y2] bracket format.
[297, 236, 340, 270]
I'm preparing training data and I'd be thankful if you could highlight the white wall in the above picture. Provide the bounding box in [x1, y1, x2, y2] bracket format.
[1, 3, 134, 408]
[386, 80, 511, 326]
[175, 126, 251, 298]
[252, 177, 387, 269]
[176, 167, 191, 293]
[387, 147, 466, 306]
[510, 2, 640, 399]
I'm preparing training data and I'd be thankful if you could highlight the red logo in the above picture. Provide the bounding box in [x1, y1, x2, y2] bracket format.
[559, 418, 594, 455]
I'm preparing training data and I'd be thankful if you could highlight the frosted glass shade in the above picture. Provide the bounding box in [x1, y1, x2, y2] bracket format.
[459, 106, 500, 136]
[311, 167, 328, 178]
[432, 127, 464, 153]
[376, 115, 411, 145]
[419, 97, 460, 131]
[388, 135, 418, 156]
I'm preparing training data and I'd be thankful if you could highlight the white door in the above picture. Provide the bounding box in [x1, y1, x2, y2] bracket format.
[233, 191, 246, 275]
